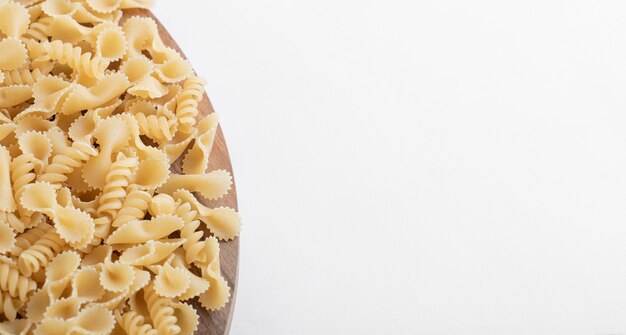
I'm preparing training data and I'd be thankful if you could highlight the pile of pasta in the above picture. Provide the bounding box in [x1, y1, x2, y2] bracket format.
[0, 0, 242, 334]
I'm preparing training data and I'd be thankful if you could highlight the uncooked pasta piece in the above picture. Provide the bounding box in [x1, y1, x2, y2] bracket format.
[175, 189, 241, 240]
[158, 170, 233, 200]
[17, 131, 52, 166]
[99, 256, 136, 292]
[0, 319, 31, 335]
[43, 295, 81, 319]
[0, 146, 16, 212]
[32, 317, 73, 335]
[72, 305, 116, 335]
[0, 220, 16, 254]
[96, 25, 127, 61]
[48, 15, 90, 44]
[20, 182, 95, 245]
[0, 38, 28, 71]
[86, 0, 122, 14]
[0, 2, 30, 37]
[152, 262, 190, 298]
[182, 113, 218, 174]
[83, 115, 131, 189]
[133, 157, 170, 189]
[119, 239, 185, 266]
[60, 73, 130, 114]
[106, 214, 184, 244]
[171, 302, 200, 335]
[0, 85, 32, 108]
[72, 267, 106, 302]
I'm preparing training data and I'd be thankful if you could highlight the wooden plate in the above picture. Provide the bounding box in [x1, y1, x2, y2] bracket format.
[121, 9, 240, 335]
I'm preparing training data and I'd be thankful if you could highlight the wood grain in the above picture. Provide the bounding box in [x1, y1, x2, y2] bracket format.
[121, 9, 240, 335]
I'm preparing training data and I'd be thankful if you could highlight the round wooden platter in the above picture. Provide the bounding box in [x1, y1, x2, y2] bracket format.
[120, 8, 240, 335]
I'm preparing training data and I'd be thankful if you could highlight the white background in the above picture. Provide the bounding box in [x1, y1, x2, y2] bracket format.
[155, 1, 626, 334]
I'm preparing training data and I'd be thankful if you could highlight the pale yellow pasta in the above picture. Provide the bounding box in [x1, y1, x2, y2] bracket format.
[120, 0, 153, 9]
[0, 2, 29, 37]
[83, 115, 131, 189]
[182, 113, 218, 174]
[20, 182, 95, 245]
[197, 238, 231, 311]
[17, 227, 65, 277]
[0, 263, 36, 301]
[13, 115, 54, 136]
[0, 220, 16, 254]
[106, 214, 184, 244]
[96, 25, 127, 61]
[115, 309, 157, 335]
[1, 1, 241, 331]
[60, 73, 130, 114]
[9, 221, 51, 256]
[43, 295, 81, 319]
[171, 198, 209, 264]
[119, 239, 185, 266]
[86, 0, 122, 14]
[73, 305, 116, 334]
[152, 262, 189, 299]
[38, 139, 98, 187]
[39, 40, 110, 80]
[133, 157, 170, 189]
[112, 186, 151, 228]
[97, 152, 137, 218]
[17, 131, 52, 167]
[0, 291, 24, 321]
[0, 319, 31, 335]
[99, 257, 135, 292]
[0, 146, 16, 212]
[158, 170, 233, 201]
[2, 68, 48, 87]
[143, 283, 179, 335]
[32, 318, 73, 335]
[128, 75, 169, 99]
[160, 127, 196, 164]
[72, 267, 105, 302]
[171, 302, 199, 335]
[175, 76, 205, 134]
[48, 15, 89, 44]
[0, 85, 32, 108]
[44, 250, 80, 296]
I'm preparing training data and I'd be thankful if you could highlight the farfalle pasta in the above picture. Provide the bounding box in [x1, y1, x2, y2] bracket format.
[0, 0, 241, 333]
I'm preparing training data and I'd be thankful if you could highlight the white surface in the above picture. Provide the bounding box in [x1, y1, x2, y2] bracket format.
[155, 1, 626, 334]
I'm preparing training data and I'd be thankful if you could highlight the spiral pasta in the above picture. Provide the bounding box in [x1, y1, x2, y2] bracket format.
[1, 68, 48, 86]
[143, 283, 180, 335]
[133, 112, 177, 143]
[112, 187, 151, 228]
[175, 76, 205, 134]
[97, 152, 137, 218]
[0, 212, 30, 233]
[37, 140, 97, 187]
[0, 263, 36, 301]
[0, 289, 23, 320]
[21, 17, 52, 43]
[17, 228, 65, 277]
[10, 221, 52, 257]
[175, 201, 208, 265]
[115, 309, 158, 335]
[39, 40, 110, 79]
[10, 153, 38, 216]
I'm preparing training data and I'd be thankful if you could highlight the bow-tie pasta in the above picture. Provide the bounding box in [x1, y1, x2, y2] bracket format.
[0, 0, 242, 333]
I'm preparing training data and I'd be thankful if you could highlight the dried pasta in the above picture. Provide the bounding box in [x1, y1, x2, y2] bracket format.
[0, 0, 241, 332]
